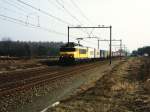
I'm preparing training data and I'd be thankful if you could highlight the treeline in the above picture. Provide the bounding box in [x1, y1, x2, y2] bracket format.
[0, 40, 64, 57]
[132, 46, 150, 56]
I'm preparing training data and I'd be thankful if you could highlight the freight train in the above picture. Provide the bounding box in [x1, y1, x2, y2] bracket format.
[59, 42, 123, 64]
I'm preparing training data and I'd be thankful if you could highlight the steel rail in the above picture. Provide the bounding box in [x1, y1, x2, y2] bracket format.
[0, 62, 102, 96]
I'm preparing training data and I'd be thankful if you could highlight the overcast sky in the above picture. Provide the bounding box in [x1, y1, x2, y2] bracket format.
[0, 0, 150, 52]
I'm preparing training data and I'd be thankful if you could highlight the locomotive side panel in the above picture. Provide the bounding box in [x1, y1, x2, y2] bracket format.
[87, 47, 95, 59]
[95, 49, 100, 58]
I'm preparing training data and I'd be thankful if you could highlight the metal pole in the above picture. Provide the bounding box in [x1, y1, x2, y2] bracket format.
[110, 26, 112, 65]
[68, 26, 69, 44]
[120, 39, 122, 58]
[98, 40, 100, 49]
[124, 45, 127, 56]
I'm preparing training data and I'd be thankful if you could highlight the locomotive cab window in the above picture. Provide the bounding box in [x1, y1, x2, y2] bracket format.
[79, 49, 87, 54]
[60, 48, 76, 52]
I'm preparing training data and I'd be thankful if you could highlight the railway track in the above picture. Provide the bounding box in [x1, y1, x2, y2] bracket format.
[0, 61, 105, 96]
[0, 59, 43, 72]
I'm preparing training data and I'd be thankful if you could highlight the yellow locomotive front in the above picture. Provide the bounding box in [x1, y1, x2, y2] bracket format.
[59, 47, 76, 63]
[59, 43, 88, 64]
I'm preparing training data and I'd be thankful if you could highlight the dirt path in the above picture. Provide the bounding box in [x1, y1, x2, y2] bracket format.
[48, 57, 150, 112]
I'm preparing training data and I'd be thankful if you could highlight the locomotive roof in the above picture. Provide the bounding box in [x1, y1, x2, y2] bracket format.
[61, 42, 109, 51]
[61, 42, 83, 48]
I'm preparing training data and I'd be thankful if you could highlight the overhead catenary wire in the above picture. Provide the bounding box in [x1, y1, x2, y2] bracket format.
[7, 0, 34, 12]
[0, 14, 67, 36]
[47, 0, 62, 10]
[1, 0, 30, 14]
[0, 7, 35, 20]
[56, 0, 90, 25]
[1, 0, 40, 24]
[47, 0, 79, 25]
[17, 0, 73, 26]
[55, 0, 83, 25]
[16, 0, 95, 41]
[70, 0, 92, 24]
[70, 0, 96, 37]
[0, 14, 35, 26]
[54, 0, 92, 37]
[53, 0, 93, 38]
[60, 0, 94, 37]
[49, 0, 93, 39]
[1, 0, 98, 47]
[0, 16, 30, 27]
[0, 14, 80, 38]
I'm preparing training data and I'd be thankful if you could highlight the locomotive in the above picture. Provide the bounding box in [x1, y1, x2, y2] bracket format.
[59, 42, 110, 64]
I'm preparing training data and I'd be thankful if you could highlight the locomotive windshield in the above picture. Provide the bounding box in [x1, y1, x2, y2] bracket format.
[60, 47, 76, 52]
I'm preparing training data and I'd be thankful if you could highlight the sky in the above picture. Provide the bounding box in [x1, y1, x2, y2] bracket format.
[0, 0, 150, 52]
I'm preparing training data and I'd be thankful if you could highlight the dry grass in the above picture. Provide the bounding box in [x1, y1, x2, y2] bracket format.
[48, 57, 150, 112]
[111, 81, 138, 92]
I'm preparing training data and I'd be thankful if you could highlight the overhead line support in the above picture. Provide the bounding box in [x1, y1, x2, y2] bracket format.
[99, 39, 122, 59]
[68, 26, 112, 65]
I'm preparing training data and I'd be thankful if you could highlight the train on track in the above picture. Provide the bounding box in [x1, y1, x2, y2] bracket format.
[59, 42, 124, 64]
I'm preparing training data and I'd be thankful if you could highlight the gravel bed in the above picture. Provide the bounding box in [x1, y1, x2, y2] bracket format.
[0, 60, 121, 112]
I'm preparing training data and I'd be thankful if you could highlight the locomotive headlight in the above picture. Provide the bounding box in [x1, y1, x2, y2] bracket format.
[70, 55, 73, 58]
